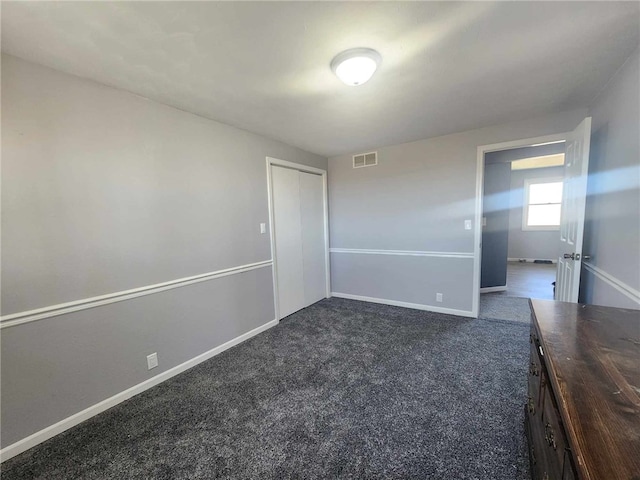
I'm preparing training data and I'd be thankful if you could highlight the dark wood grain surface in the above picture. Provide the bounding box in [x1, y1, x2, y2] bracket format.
[529, 299, 640, 480]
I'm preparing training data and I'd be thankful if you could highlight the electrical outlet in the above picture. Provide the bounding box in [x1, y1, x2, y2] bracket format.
[260, 223, 266, 234]
[147, 353, 158, 370]
[436, 293, 443, 303]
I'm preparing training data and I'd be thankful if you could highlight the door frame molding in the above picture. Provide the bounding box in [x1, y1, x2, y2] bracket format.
[473, 132, 569, 317]
[266, 157, 331, 321]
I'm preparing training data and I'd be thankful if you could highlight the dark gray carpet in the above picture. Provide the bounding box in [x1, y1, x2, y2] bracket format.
[2, 297, 531, 480]
[479, 294, 532, 324]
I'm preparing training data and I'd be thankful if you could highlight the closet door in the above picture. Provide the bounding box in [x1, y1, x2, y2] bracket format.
[299, 172, 326, 305]
[271, 166, 306, 317]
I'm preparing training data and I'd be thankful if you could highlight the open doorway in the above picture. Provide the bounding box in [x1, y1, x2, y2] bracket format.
[472, 118, 592, 319]
[481, 141, 565, 301]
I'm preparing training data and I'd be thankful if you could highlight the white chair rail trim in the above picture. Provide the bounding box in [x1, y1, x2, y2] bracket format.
[329, 248, 474, 258]
[1, 260, 273, 329]
[582, 262, 640, 305]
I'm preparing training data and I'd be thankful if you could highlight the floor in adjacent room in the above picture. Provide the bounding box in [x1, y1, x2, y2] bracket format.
[2, 297, 532, 480]
[500, 262, 556, 300]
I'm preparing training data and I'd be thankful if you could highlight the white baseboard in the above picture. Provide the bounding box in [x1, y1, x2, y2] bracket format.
[480, 286, 508, 293]
[0, 318, 279, 462]
[507, 258, 557, 264]
[330, 292, 475, 318]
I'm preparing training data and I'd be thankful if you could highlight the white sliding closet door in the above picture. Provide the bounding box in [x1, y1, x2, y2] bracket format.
[299, 172, 326, 305]
[272, 166, 306, 317]
[271, 165, 327, 319]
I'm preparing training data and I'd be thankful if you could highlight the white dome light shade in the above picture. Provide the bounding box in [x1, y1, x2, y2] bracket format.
[331, 48, 382, 86]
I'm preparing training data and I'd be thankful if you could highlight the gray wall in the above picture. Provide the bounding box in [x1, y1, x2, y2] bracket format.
[328, 108, 588, 314]
[508, 166, 564, 261]
[481, 162, 511, 288]
[1, 54, 327, 447]
[581, 48, 640, 309]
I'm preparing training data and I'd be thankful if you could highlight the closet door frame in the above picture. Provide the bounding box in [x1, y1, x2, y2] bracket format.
[266, 157, 330, 321]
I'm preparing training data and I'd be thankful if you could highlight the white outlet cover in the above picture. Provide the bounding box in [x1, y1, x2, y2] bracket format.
[147, 353, 158, 370]
[260, 223, 266, 234]
[436, 293, 443, 302]
[464, 220, 472, 230]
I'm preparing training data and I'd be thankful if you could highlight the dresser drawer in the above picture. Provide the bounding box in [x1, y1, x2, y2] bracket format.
[528, 341, 543, 417]
[528, 327, 545, 417]
[541, 385, 576, 479]
[527, 324, 577, 480]
[526, 402, 560, 480]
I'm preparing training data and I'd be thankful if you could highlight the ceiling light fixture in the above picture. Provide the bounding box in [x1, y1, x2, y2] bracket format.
[331, 48, 382, 86]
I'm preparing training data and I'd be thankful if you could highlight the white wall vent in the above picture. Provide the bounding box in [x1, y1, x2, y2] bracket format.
[353, 151, 377, 168]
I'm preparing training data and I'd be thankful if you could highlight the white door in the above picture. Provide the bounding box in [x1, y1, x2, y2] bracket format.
[556, 117, 592, 302]
[271, 165, 327, 318]
[299, 171, 326, 305]
[271, 166, 306, 317]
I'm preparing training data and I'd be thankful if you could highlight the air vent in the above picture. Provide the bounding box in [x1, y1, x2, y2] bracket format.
[353, 151, 377, 168]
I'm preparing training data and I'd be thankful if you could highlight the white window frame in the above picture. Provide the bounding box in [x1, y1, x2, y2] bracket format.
[522, 177, 563, 231]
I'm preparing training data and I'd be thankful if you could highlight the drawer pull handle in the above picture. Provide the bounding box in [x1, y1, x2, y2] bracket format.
[544, 423, 557, 450]
[529, 362, 539, 376]
[528, 396, 536, 415]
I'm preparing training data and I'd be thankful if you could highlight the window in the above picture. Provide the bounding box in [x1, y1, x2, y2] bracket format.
[523, 178, 563, 230]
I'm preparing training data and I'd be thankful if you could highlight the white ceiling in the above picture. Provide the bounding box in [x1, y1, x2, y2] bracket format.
[2, 2, 639, 157]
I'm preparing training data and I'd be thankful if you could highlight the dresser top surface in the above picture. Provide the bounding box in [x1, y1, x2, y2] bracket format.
[529, 299, 640, 480]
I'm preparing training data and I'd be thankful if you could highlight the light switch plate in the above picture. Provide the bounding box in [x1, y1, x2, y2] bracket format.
[464, 220, 472, 230]
[260, 223, 266, 234]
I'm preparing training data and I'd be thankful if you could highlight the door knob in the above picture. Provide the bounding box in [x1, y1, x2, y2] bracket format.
[564, 253, 588, 261]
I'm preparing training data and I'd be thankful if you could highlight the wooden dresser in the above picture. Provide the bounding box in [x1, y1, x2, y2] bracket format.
[526, 299, 640, 480]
